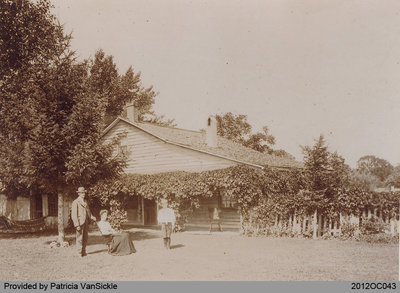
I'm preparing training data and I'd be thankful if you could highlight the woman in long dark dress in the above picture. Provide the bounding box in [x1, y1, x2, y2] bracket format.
[97, 210, 136, 256]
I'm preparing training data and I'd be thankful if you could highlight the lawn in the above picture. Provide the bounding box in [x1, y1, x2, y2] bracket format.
[0, 228, 397, 281]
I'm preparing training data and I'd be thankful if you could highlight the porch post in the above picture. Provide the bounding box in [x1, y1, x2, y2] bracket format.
[42, 194, 48, 217]
[141, 196, 145, 225]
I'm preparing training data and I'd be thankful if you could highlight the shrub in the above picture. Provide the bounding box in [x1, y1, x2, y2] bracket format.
[321, 233, 335, 240]
[360, 216, 387, 235]
[302, 229, 313, 238]
[359, 233, 399, 244]
[340, 222, 358, 239]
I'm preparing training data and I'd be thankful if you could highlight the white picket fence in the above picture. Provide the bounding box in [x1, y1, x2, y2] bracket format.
[245, 208, 400, 238]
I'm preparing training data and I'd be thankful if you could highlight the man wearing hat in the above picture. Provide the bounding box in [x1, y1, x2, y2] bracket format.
[71, 187, 96, 257]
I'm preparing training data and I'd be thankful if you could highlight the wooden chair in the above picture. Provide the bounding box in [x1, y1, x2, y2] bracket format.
[96, 222, 113, 253]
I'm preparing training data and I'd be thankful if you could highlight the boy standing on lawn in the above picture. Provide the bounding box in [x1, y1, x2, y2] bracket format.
[157, 198, 176, 250]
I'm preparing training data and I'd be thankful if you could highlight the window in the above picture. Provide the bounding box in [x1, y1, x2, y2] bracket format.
[221, 194, 236, 208]
[48, 194, 58, 216]
[118, 145, 128, 157]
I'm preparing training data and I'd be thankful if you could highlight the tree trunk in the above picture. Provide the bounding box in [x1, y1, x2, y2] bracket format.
[239, 212, 244, 234]
[57, 187, 65, 243]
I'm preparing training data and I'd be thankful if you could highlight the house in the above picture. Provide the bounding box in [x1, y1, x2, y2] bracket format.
[0, 187, 70, 229]
[101, 103, 301, 230]
[0, 103, 301, 231]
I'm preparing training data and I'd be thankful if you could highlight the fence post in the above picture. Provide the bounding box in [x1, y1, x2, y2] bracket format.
[325, 217, 329, 236]
[384, 216, 390, 234]
[339, 213, 344, 235]
[334, 220, 339, 236]
[390, 216, 395, 236]
[296, 214, 301, 234]
[278, 215, 282, 229]
[350, 213, 360, 235]
[397, 217, 400, 236]
[318, 214, 322, 237]
[313, 209, 318, 239]
[292, 213, 296, 234]
[239, 212, 244, 234]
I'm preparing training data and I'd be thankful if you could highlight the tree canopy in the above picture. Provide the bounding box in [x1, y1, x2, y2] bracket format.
[0, 0, 128, 241]
[385, 165, 400, 188]
[215, 112, 292, 156]
[215, 112, 251, 143]
[301, 135, 351, 213]
[0, 0, 125, 195]
[356, 155, 394, 182]
[88, 49, 175, 127]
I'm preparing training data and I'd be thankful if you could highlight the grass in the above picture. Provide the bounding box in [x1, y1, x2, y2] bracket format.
[0, 227, 397, 281]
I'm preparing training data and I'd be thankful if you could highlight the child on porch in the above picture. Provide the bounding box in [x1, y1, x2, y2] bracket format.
[157, 198, 176, 250]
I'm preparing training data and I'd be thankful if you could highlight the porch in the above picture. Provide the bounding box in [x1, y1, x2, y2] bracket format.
[123, 195, 240, 232]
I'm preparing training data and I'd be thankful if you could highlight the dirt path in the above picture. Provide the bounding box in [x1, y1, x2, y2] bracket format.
[0, 228, 397, 280]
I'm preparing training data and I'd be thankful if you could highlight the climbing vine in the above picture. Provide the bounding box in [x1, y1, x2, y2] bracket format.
[88, 165, 399, 230]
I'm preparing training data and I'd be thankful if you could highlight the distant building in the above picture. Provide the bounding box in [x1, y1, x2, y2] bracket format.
[374, 186, 400, 193]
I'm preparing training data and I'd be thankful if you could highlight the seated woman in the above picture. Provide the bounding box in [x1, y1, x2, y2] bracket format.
[97, 210, 136, 256]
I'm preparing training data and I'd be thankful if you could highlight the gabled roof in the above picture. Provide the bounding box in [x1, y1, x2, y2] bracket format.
[102, 117, 303, 170]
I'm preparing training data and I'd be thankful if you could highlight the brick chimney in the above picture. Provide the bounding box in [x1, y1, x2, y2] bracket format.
[206, 116, 217, 147]
[126, 101, 139, 123]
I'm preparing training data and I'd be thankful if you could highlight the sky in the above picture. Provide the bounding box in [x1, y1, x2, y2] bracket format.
[51, 0, 400, 168]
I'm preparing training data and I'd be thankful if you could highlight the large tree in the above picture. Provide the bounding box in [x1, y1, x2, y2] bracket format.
[88, 49, 175, 127]
[242, 126, 275, 154]
[385, 165, 400, 188]
[215, 112, 277, 155]
[301, 135, 351, 213]
[356, 155, 394, 182]
[215, 112, 251, 143]
[0, 0, 67, 198]
[0, 0, 125, 242]
[302, 135, 331, 193]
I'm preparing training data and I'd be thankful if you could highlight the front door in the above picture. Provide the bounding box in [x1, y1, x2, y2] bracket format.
[34, 193, 42, 218]
[144, 199, 157, 225]
[126, 196, 141, 224]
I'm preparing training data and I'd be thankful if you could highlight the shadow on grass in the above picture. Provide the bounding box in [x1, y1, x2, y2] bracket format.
[129, 231, 160, 241]
[87, 248, 108, 255]
[0, 229, 75, 240]
[121, 224, 161, 231]
[56, 231, 160, 248]
[170, 244, 184, 250]
[44, 235, 76, 245]
[0, 227, 159, 246]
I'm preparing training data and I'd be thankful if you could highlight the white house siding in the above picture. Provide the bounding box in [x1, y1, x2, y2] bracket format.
[102, 121, 237, 175]
[0, 194, 30, 221]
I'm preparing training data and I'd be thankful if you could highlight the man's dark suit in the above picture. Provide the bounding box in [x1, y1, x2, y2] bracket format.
[71, 197, 94, 256]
